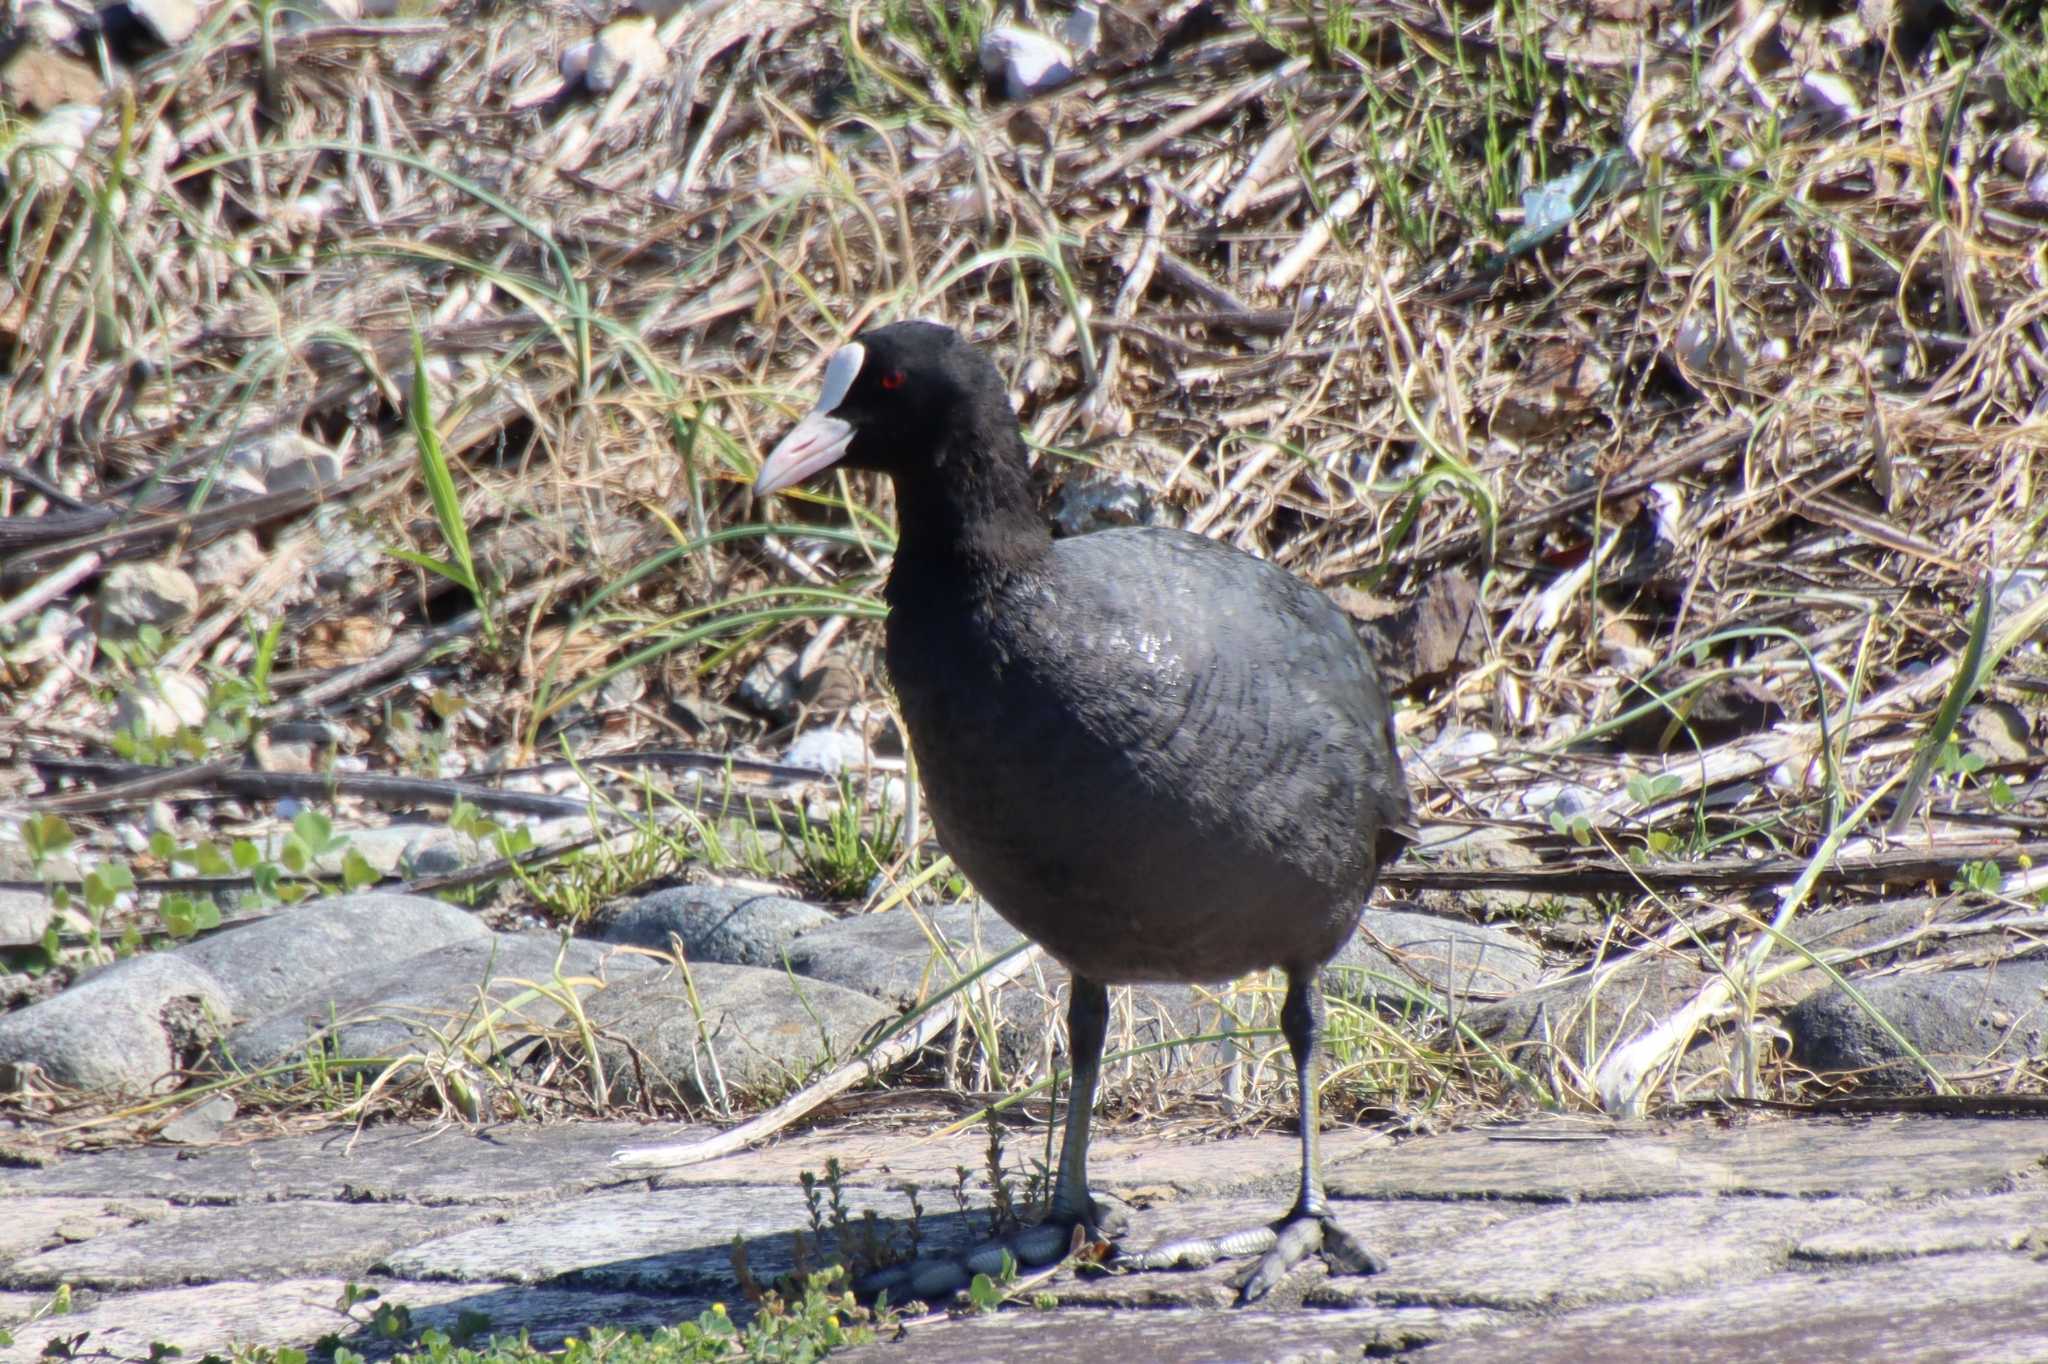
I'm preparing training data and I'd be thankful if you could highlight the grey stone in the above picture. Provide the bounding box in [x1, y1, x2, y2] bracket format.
[0, 1120, 654, 1203]
[1967, 700, 2034, 761]
[580, 962, 893, 1106]
[114, 0, 203, 46]
[231, 432, 346, 496]
[1793, 1189, 2048, 1262]
[781, 726, 870, 774]
[736, 645, 800, 718]
[190, 529, 265, 591]
[1326, 1115, 2048, 1202]
[2, 1201, 484, 1290]
[602, 884, 832, 967]
[111, 668, 209, 737]
[308, 506, 382, 597]
[0, 953, 231, 1095]
[1049, 471, 1164, 537]
[785, 900, 1026, 1007]
[290, 823, 463, 878]
[174, 893, 491, 1021]
[218, 933, 655, 1074]
[95, 562, 198, 640]
[1325, 1193, 1868, 1312]
[0, 1197, 172, 1263]
[1410, 823, 1550, 917]
[0, 889, 53, 948]
[640, 1121, 1389, 1201]
[382, 1183, 920, 1292]
[1329, 910, 1546, 1016]
[1411, 1252, 2048, 1364]
[1459, 952, 1704, 1069]
[838, 1305, 1493, 1363]
[157, 1092, 236, 1144]
[1783, 960, 2048, 1087]
[1779, 895, 2007, 973]
[0, 1277, 706, 1362]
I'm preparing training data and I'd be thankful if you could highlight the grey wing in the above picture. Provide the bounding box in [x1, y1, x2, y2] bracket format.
[1027, 529, 1412, 868]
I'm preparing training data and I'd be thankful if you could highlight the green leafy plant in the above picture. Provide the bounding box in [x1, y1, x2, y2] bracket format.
[388, 323, 496, 648]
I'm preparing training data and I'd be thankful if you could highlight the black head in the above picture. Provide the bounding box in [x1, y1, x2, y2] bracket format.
[753, 322, 1016, 495]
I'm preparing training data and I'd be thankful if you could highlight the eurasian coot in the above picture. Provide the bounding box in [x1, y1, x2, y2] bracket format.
[755, 321, 1413, 1303]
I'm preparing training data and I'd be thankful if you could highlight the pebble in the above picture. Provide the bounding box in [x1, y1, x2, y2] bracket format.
[97, 563, 200, 641]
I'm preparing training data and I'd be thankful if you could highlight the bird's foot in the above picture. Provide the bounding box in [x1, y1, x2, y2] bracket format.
[857, 1198, 1129, 1303]
[1121, 1207, 1383, 1305]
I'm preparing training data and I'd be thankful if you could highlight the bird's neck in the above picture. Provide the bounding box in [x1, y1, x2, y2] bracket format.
[888, 426, 1051, 583]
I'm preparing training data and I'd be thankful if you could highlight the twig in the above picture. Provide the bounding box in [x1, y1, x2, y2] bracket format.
[611, 943, 1042, 1170]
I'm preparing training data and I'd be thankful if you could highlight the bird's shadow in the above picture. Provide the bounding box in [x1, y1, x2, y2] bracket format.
[327, 1206, 1011, 1358]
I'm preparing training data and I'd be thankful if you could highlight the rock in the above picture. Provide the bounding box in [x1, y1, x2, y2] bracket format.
[1419, 823, 1551, 917]
[325, 823, 468, 878]
[112, 669, 210, 737]
[96, 563, 199, 641]
[307, 505, 382, 597]
[579, 962, 894, 1106]
[171, 893, 491, 1021]
[19, 2, 82, 42]
[1966, 701, 2033, 762]
[1329, 910, 1547, 1015]
[0, 954, 231, 1095]
[0, 44, 105, 113]
[979, 4, 1096, 99]
[157, 1093, 236, 1144]
[216, 933, 657, 1075]
[584, 14, 663, 93]
[1461, 953, 1706, 1065]
[1049, 471, 1164, 537]
[1777, 896, 2007, 975]
[0, 889, 55, 948]
[190, 530, 265, 591]
[736, 646, 801, 719]
[5, 1200, 483, 1291]
[1424, 727, 1500, 764]
[225, 432, 347, 496]
[17, 104, 100, 180]
[783, 900, 1027, 1008]
[0, 1277, 694, 1361]
[1782, 961, 2048, 1089]
[601, 884, 832, 968]
[106, 0, 203, 46]
[781, 727, 869, 774]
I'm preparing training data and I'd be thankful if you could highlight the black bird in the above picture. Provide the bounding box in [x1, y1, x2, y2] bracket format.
[754, 321, 1413, 1303]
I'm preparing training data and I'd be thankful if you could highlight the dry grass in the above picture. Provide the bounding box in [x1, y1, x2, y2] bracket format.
[4, 0, 2048, 1131]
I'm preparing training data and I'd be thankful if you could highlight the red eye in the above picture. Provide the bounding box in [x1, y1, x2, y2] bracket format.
[881, 370, 906, 390]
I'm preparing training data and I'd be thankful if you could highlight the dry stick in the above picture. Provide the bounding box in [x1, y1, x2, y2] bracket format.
[1372, 420, 1750, 577]
[1377, 840, 2048, 895]
[22, 755, 601, 820]
[1590, 588, 2048, 1113]
[1583, 585, 2048, 830]
[1079, 56, 1310, 190]
[0, 550, 99, 629]
[611, 943, 1044, 1170]
[1264, 183, 1365, 294]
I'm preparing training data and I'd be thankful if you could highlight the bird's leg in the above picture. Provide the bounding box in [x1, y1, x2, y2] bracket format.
[864, 977, 1125, 1302]
[968, 973, 1128, 1265]
[1122, 969, 1384, 1304]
